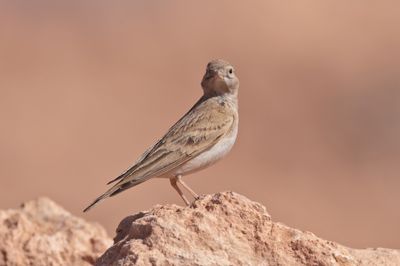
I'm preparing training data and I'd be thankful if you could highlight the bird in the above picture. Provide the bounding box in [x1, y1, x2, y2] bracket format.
[83, 59, 239, 212]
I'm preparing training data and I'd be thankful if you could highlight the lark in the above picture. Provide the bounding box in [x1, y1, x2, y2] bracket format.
[83, 59, 239, 212]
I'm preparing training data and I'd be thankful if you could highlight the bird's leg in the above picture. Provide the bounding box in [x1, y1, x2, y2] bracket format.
[170, 176, 190, 206]
[176, 175, 199, 200]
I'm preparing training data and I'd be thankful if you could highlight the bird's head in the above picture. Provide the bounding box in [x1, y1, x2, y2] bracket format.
[201, 59, 239, 97]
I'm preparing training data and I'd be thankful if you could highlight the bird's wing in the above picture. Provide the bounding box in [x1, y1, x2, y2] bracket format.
[116, 97, 235, 183]
[106, 96, 208, 185]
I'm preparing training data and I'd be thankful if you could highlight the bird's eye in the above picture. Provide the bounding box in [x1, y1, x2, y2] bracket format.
[229, 68, 233, 74]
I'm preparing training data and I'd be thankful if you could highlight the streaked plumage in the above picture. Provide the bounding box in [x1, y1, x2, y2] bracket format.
[84, 59, 239, 212]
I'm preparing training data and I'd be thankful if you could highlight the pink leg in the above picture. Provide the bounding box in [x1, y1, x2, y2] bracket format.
[176, 175, 199, 199]
[170, 176, 190, 206]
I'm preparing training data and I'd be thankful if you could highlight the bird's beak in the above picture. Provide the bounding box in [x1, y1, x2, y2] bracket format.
[201, 69, 226, 92]
[204, 69, 218, 80]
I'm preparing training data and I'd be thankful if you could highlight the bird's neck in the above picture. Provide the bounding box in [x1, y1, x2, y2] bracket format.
[222, 92, 238, 107]
[203, 90, 238, 103]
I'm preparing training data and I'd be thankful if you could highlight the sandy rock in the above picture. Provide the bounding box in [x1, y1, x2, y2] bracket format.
[0, 197, 112, 266]
[97, 192, 400, 266]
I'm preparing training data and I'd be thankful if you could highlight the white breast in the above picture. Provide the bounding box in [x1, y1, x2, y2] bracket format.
[173, 123, 238, 176]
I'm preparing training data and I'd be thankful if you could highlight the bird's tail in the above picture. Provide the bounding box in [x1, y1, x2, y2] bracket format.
[83, 176, 151, 212]
[83, 187, 117, 212]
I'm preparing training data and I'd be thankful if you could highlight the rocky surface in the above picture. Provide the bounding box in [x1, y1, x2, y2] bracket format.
[97, 192, 400, 266]
[0, 197, 112, 266]
[1, 193, 399, 266]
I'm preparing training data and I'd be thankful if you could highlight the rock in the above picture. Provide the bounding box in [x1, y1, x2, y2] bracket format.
[2, 194, 398, 266]
[97, 192, 400, 266]
[0, 197, 112, 266]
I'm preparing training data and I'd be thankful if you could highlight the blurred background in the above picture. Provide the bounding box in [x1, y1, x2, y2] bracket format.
[1, 1, 399, 248]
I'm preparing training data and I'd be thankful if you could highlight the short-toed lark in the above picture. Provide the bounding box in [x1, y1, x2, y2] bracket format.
[84, 59, 239, 212]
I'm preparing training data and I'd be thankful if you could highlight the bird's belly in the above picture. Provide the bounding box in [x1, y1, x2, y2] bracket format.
[173, 127, 238, 176]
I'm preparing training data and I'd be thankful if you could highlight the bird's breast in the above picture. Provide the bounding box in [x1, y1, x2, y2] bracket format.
[173, 119, 238, 176]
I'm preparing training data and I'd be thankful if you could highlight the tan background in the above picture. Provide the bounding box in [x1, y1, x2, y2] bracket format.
[1, 1, 399, 248]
